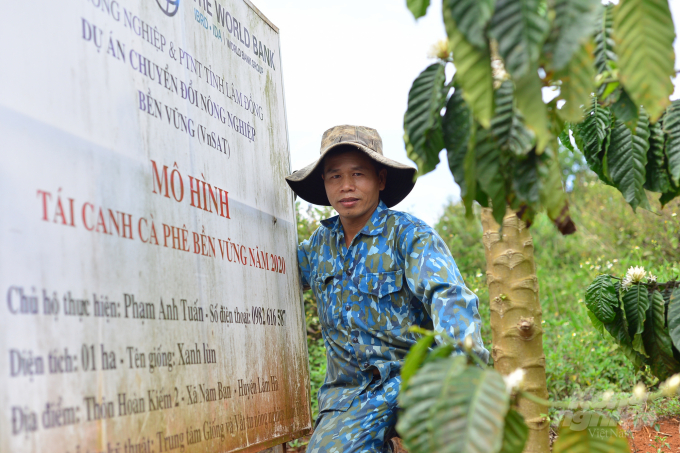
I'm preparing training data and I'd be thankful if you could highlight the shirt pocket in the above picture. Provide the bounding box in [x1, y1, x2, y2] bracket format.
[313, 272, 339, 328]
[357, 270, 407, 331]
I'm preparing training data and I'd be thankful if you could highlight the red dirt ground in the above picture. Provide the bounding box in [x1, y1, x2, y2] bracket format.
[626, 417, 680, 453]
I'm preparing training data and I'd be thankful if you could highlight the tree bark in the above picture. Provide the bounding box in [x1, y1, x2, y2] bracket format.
[481, 208, 549, 453]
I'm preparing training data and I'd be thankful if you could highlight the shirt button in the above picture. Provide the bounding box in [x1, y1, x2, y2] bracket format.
[346, 270, 351, 276]
[363, 362, 369, 368]
[352, 337, 358, 343]
[345, 305, 350, 311]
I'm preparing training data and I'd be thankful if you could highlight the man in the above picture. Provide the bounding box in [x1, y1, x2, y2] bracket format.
[286, 125, 488, 453]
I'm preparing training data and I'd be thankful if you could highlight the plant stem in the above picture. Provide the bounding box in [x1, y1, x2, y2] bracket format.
[518, 389, 672, 410]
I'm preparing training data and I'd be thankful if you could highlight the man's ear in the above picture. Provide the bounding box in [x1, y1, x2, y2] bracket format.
[378, 168, 387, 191]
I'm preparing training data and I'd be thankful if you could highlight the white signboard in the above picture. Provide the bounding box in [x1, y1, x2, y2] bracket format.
[0, 0, 312, 451]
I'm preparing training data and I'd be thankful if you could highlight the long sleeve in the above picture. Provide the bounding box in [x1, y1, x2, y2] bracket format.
[400, 225, 489, 364]
[298, 238, 312, 289]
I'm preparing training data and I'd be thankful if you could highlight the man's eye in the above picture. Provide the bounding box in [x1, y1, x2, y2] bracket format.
[353, 173, 363, 176]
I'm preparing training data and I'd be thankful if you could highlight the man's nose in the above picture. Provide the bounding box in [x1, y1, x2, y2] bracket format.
[339, 176, 355, 191]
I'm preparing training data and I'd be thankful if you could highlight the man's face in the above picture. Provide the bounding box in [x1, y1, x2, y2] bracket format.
[322, 149, 387, 223]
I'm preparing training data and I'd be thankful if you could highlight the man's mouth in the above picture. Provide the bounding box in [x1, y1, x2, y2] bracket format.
[339, 197, 359, 208]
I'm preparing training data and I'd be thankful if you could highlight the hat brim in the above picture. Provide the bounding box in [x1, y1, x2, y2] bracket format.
[285, 143, 417, 208]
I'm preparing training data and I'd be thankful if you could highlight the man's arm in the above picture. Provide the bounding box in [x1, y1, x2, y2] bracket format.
[401, 225, 490, 364]
[298, 238, 312, 290]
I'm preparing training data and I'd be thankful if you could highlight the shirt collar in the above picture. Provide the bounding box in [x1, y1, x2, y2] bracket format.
[320, 200, 389, 237]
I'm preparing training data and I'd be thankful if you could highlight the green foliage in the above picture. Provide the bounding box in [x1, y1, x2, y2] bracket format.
[574, 100, 680, 209]
[398, 355, 509, 453]
[593, 4, 616, 80]
[401, 333, 435, 390]
[491, 81, 534, 157]
[489, 0, 548, 79]
[605, 116, 650, 211]
[583, 258, 680, 381]
[555, 41, 596, 123]
[545, 0, 601, 71]
[403, 0, 678, 232]
[663, 100, 680, 186]
[668, 289, 680, 353]
[499, 409, 529, 453]
[585, 275, 617, 323]
[444, 86, 472, 195]
[443, 8, 494, 128]
[406, 0, 431, 19]
[514, 69, 551, 152]
[613, 0, 675, 122]
[642, 290, 680, 380]
[621, 284, 649, 341]
[443, 0, 495, 50]
[404, 63, 446, 176]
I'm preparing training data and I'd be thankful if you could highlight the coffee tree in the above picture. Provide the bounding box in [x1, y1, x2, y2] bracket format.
[399, 0, 678, 452]
[585, 269, 680, 381]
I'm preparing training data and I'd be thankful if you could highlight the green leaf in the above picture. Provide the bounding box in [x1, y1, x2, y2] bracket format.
[443, 0, 495, 50]
[622, 283, 649, 339]
[585, 274, 618, 323]
[604, 290, 633, 346]
[489, 0, 549, 79]
[515, 72, 551, 152]
[644, 120, 670, 193]
[613, 0, 675, 122]
[545, 0, 601, 71]
[401, 334, 435, 390]
[553, 415, 630, 453]
[404, 63, 447, 176]
[513, 151, 540, 205]
[444, 88, 472, 196]
[668, 288, 680, 353]
[398, 358, 509, 453]
[575, 98, 611, 181]
[663, 100, 680, 185]
[539, 151, 566, 219]
[559, 128, 575, 153]
[491, 80, 535, 156]
[407, 0, 431, 19]
[606, 115, 649, 211]
[476, 128, 507, 224]
[610, 89, 639, 132]
[423, 343, 456, 365]
[594, 4, 616, 74]
[499, 408, 528, 453]
[594, 4, 617, 96]
[577, 97, 610, 155]
[445, 9, 495, 128]
[556, 41, 596, 123]
[642, 290, 680, 380]
[588, 310, 606, 336]
[463, 123, 478, 215]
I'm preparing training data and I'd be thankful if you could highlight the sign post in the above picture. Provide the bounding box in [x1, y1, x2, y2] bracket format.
[0, 0, 312, 451]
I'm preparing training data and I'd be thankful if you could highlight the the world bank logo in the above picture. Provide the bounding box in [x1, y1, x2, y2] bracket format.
[156, 0, 180, 17]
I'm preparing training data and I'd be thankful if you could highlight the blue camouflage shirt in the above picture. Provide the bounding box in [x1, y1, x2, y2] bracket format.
[298, 201, 489, 414]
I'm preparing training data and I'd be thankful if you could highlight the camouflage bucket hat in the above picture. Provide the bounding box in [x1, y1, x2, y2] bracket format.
[285, 125, 417, 207]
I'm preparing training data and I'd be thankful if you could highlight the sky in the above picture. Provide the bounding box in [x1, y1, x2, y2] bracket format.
[254, 0, 680, 225]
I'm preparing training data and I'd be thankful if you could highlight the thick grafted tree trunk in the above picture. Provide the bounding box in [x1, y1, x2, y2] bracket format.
[481, 208, 549, 453]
